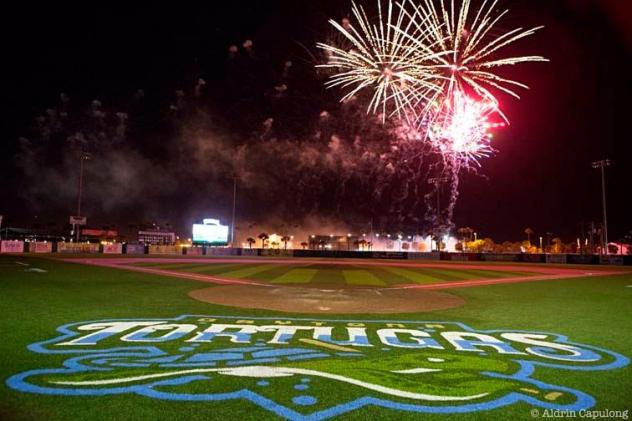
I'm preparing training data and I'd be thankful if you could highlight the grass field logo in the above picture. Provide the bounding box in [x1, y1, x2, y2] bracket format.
[6, 315, 629, 419]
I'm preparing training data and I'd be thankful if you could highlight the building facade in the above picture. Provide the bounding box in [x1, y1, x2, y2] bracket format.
[137, 230, 176, 245]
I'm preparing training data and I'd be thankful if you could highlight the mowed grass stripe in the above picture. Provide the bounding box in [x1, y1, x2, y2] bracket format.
[174, 264, 248, 275]
[343, 270, 387, 286]
[218, 264, 282, 279]
[382, 267, 444, 284]
[464, 269, 534, 279]
[413, 268, 490, 281]
[132, 262, 194, 268]
[271, 269, 318, 284]
[392, 267, 534, 283]
[138, 263, 236, 272]
[241, 265, 299, 282]
[184, 264, 247, 274]
[310, 268, 347, 285]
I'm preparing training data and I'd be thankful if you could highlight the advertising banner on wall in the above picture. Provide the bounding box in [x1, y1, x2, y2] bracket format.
[522, 254, 545, 263]
[185, 247, 204, 256]
[259, 249, 293, 257]
[445, 253, 483, 262]
[28, 242, 53, 253]
[124, 244, 146, 255]
[371, 252, 406, 260]
[567, 254, 599, 265]
[148, 245, 179, 255]
[408, 252, 441, 260]
[599, 255, 625, 266]
[1, 241, 25, 253]
[206, 248, 240, 257]
[481, 253, 521, 262]
[241, 248, 258, 256]
[57, 242, 100, 254]
[102, 244, 123, 254]
[546, 254, 568, 264]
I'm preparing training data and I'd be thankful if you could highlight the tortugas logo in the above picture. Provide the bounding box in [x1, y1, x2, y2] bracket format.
[7, 315, 629, 419]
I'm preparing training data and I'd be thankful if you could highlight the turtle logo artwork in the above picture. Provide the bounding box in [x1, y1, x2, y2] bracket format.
[7, 315, 629, 419]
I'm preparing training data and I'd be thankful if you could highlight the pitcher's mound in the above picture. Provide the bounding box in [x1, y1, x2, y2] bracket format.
[189, 285, 465, 314]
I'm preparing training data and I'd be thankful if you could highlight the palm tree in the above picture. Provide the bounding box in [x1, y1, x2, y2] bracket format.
[246, 237, 255, 249]
[551, 237, 563, 254]
[432, 234, 442, 251]
[257, 233, 269, 249]
[482, 238, 495, 253]
[300, 242, 308, 250]
[524, 228, 534, 245]
[280, 235, 291, 250]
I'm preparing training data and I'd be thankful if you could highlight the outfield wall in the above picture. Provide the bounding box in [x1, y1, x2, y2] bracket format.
[1, 240, 25, 253]
[4, 240, 631, 265]
[56, 242, 100, 254]
[103, 244, 123, 254]
[27, 242, 53, 253]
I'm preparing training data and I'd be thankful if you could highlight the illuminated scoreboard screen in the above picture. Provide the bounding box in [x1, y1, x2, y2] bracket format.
[192, 219, 229, 245]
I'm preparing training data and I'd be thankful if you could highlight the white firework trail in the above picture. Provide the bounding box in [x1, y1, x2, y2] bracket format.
[317, 1, 446, 122]
[397, 0, 549, 122]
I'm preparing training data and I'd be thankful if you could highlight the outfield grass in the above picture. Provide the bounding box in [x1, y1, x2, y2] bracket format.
[0, 255, 630, 420]
[132, 261, 533, 286]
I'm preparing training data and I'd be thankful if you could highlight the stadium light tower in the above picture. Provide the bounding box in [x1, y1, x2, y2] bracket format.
[231, 175, 237, 247]
[591, 159, 611, 254]
[428, 176, 449, 223]
[74, 152, 91, 242]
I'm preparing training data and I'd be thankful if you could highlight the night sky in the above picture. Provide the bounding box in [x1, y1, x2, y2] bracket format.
[1, 0, 631, 242]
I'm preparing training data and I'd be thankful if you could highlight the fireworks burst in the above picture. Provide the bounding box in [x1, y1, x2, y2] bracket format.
[318, 0, 547, 230]
[399, 0, 549, 122]
[320, 0, 547, 124]
[426, 89, 505, 168]
[317, 1, 444, 122]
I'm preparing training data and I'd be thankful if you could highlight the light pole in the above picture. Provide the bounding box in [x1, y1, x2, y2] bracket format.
[428, 176, 449, 252]
[74, 152, 91, 242]
[428, 176, 449, 225]
[592, 159, 611, 254]
[231, 175, 237, 248]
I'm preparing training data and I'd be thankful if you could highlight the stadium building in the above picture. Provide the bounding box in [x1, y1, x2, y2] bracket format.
[137, 229, 176, 245]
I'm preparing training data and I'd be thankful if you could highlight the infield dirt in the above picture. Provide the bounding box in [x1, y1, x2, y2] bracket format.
[189, 284, 466, 313]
